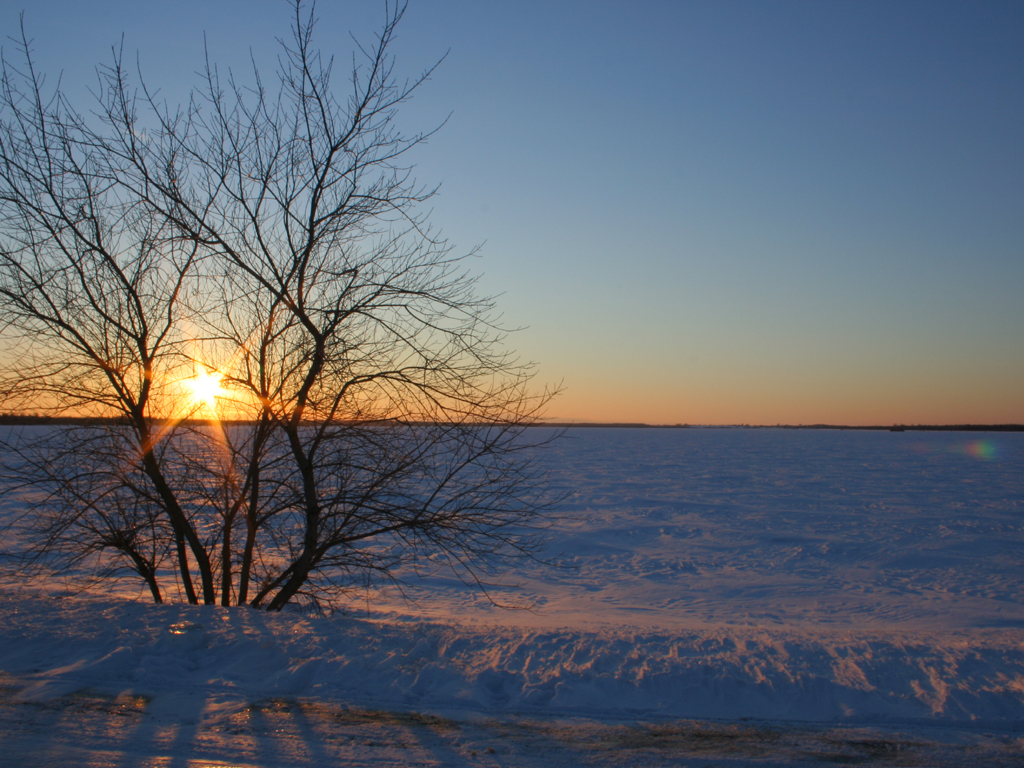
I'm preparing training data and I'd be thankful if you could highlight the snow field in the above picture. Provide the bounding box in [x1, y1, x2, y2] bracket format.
[3, 591, 1024, 725]
[2, 427, 1024, 765]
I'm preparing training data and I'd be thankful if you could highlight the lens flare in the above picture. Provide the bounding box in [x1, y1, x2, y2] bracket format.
[965, 439, 996, 460]
[911, 439, 999, 460]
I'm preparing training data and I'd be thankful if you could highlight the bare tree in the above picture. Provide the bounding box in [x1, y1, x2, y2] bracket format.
[0, 2, 559, 611]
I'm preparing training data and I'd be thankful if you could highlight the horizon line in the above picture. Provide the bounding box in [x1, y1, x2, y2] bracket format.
[536, 422, 1024, 432]
[1, 414, 1021, 432]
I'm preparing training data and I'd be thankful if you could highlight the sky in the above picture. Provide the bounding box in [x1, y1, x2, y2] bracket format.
[2, 0, 1022, 425]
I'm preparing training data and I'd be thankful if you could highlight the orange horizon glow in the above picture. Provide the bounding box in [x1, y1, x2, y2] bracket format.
[542, 386, 1023, 428]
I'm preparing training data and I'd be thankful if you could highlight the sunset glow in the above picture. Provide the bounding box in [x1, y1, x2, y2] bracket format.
[8, 1, 1022, 427]
[184, 369, 225, 413]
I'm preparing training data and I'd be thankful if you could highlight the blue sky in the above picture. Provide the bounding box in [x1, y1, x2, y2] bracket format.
[4, 1, 1022, 424]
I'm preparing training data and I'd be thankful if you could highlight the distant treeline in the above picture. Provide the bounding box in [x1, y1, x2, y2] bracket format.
[537, 422, 1024, 432]
[0, 414, 237, 426]
[0, 414, 128, 425]
[2, 414, 1022, 432]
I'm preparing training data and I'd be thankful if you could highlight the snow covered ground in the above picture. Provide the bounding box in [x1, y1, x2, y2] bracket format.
[2, 427, 1023, 766]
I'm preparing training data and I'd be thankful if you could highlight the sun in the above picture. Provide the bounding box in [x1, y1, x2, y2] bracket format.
[185, 369, 225, 412]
